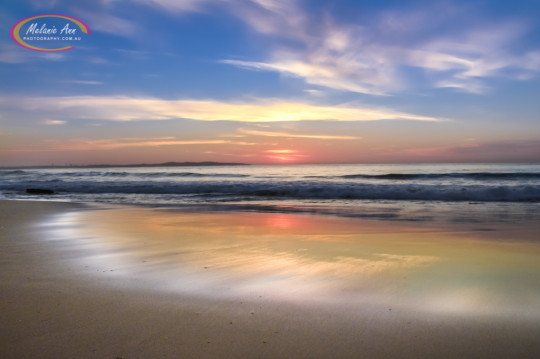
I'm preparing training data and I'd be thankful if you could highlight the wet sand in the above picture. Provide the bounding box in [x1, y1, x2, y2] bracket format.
[1, 200, 539, 358]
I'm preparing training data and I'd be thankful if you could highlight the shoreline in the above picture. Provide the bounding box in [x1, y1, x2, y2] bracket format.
[1, 199, 539, 358]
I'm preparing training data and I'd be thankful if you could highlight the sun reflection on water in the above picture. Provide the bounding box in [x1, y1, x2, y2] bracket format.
[42, 206, 540, 318]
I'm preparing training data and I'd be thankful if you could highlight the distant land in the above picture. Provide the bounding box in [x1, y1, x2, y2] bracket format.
[1, 161, 250, 169]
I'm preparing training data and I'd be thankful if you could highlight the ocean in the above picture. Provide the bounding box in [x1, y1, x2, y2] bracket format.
[2, 162, 540, 222]
[3, 163, 540, 326]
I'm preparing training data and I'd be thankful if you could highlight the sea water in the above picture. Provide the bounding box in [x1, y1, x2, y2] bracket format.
[4, 164, 540, 319]
[1, 163, 540, 222]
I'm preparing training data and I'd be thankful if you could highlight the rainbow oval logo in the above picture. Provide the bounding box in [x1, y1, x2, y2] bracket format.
[10, 14, 91, 52]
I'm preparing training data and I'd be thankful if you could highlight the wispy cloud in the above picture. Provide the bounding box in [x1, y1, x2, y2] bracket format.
[396, 139, 540, 162]
[72, 10, 139, 36]
[222, 56, 391, 95]
[265, 149, 295, 154]
[63, 0, 540, 95]
[239, 128, 360, 140]
[17, 0, 536, 95]
[28, 0, 59, 9]
[405, 23, 540, 93]
[0, 95, 444, 123]
[7, 137, 235, 152]
[0, 42, 27, 64]
[0, 42, 66, 63]
[220, 1, 540, 94]
[220, 0, 402, 95]
[229, 0, 316, 53]
[132, 0, 212, 12]
[43, 120, 66, 125]
[79, 138, 231, 150]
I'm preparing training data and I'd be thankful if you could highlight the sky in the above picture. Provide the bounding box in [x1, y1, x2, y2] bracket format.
[1, 0, 540, 165]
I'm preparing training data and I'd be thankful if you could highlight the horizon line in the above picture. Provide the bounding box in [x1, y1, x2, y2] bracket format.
[2, 160, 540, 169]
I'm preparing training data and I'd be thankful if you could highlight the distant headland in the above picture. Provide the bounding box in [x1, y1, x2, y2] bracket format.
[1, 161, 250, 169]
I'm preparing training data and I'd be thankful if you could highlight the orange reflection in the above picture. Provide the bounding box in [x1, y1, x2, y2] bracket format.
[264, 213, 303, 229]
[57, 207, 540, 317]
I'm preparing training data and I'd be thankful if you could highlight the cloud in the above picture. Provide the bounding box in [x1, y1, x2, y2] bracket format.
[0, 42, 66, 63]
[222, 57, 391, 95]
[0, 42, 27, 64]
[435, 80, 487, 95]
[79, 138, 232, 150]
[304, 89, 325, 96]
[220, 2, 540, 95]
[398, 139, 540, 162]
[7, 137, 235, 152]
[38, 53, 66, 61]
[221, 1, 402, 95]
[0, 95, 444, 123]
[66, 0, 538, 95]
[73, 10, 139, 36]
[265, 149, 295, 153]
[239, 128, 360, 140]
[27, 0, 59, 8]
[52, 0, 538, 95]
[405, 23, 540, 93]
[44, 120, 66, 125]
[228, 0, 311, 41]
[132, 0, 212, 12]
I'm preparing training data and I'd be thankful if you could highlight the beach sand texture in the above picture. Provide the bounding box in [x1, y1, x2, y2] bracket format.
[1, 200, 540, 358]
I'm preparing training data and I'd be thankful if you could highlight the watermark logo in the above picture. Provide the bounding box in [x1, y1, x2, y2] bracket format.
[10, 14, 91, 52]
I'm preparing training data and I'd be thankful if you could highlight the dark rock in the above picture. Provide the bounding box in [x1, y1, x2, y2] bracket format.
[26, 188, 55, 195]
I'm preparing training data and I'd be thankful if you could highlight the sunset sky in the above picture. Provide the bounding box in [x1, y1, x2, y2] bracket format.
[1, 0, 540, 165]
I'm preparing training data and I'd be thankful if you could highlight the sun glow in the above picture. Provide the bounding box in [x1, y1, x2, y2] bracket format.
[266, 149, 295, 154]
[265, 149, 306, 162]
[270, 155, 296, 162]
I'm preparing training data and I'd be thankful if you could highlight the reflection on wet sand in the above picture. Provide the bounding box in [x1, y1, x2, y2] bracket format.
[47, 206, 540, 318]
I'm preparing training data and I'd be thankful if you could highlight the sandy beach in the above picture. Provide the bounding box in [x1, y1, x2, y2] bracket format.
[1, 199, 540, 359]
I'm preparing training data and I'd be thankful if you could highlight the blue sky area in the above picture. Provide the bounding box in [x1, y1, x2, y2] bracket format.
[1, 0, 540, 165]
